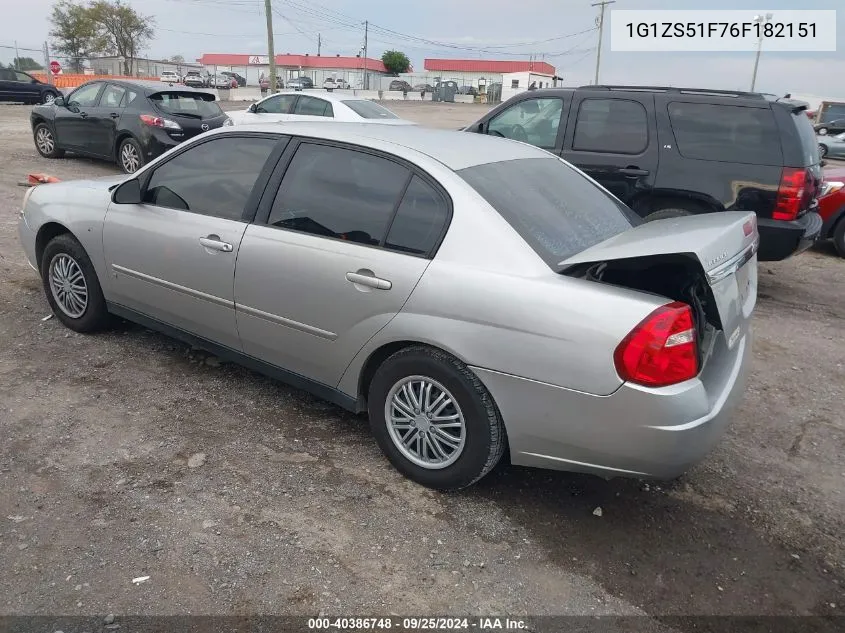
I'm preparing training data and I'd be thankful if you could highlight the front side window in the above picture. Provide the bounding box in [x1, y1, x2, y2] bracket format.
[257, 94, 296, 114]
[573, 98, 648, 154]
[68, 83, 104, 107]
[668, 102, 781, 165]
[488, 97, 563, 149]
[101, 85, 127, 108]
[294, 96, 333, 117]
[459, 157, 637, 267]
[14, 71, 33, 83]
[268, 143, 409, 246]
[385, 176, 449, 256]
[143, 136, 279, 220]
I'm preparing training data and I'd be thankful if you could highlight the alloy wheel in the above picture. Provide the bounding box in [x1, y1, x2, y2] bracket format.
[43, 93, 56, 105]
[120, 142, 140, 173]
[48, 253, 88, 318]
[384, 376, 466, 469]
[36, 127, 55, 154]
[819, 144, 827, 158]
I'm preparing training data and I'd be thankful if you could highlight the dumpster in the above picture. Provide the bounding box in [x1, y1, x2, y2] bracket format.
[434, 81, 458, 103]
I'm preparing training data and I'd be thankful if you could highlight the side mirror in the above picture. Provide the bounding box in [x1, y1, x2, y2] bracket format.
[53, 96, 65, 107]
[248, 103, 257, 113]
[113, 178, 142, 204]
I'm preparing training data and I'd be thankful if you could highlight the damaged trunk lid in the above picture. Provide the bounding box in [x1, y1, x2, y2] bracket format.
[559, 211, 759, 350]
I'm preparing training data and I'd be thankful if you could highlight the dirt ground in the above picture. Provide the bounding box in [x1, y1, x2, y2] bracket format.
[0, 101, 843, 626]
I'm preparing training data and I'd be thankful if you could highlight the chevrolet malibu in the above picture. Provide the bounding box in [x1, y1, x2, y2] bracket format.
[18, 123, 758, 490]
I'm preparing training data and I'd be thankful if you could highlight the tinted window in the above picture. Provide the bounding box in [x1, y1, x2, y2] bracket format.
[257, 94, 296, 114]
[821, 105, 845, 123]
[488, 98, 562, 149]
[144, 136, 278, 219]
[101, 84, 126, 108]
[342, 100, 398, 119]
[14, 71, 33, 82]
[792, 111, 820, 166]
[668, 102, 781, 165]
[119, 89, 140, 108]
[0, 69, 14, 81]
[385, 176, 449, 256]
[573, 98, 647, 154]
[268, 143, 409, 246]
[69, 83, 103, 107]
[459, 157, 637, 267]
[150, 92, 223, 118]
[294, 96, 333, 117]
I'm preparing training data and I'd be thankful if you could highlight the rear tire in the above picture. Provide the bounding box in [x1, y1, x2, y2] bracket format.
[818, 144, 828, 158]
[117, 137, 144, 174]
[833, 218, 845, 258]
[40, 234, 111, 333]
[33, 123, 65, 158]
[367, 345, 506, 490]
[41, 91, 59, 105]
[817, 127, 828, 135]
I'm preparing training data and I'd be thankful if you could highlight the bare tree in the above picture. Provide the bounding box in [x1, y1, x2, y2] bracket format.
[88, 0, 155, 75]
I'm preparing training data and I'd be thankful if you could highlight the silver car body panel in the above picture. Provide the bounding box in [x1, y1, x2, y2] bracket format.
[18, 122, 756, 478]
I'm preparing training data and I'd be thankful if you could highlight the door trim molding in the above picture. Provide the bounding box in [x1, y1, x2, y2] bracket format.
[112, 264, 234, 308]
[237, 303, 338, 340]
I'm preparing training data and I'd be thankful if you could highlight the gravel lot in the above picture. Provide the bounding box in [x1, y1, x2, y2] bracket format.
[0, 101, 843, 625]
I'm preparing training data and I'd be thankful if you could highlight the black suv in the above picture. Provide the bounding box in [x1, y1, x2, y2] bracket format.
[31, 79, 231, 174]
[466, 85, 823, 261]
[0, 68, 61, 105]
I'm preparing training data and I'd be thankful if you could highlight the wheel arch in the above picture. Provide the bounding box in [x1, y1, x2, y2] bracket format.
[114, 131, 140, 161]
[630, 191, 722, 217]
[35, 222, 73, 272]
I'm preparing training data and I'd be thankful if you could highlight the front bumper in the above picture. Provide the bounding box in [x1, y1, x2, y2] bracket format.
[471, 329, 752, 480]
[756, 211, 822, 261]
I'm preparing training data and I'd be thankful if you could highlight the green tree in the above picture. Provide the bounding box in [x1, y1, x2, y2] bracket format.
[381, 50, 410, 75]
[169, 54, 185, 64]
[88, 0, 155, 75]
[49, 0, 104, 73]
[14, 57, 44, 70]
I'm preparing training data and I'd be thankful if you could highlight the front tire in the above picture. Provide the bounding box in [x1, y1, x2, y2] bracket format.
[33, 123, 65, 158]
[40, 234, 111, 333]
[118, 137, 144, 174]
[368, 346, 506, 490]
[817, 127, 828, 135]
[819, 143, 828, 158]
[832, 218, 845, 258]
[41, 91, 59, 105]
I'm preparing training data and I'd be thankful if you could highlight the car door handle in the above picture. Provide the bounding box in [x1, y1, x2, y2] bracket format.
[619, 167, 649, 177]
[109, 112, 120, 118]
[199, 235, 233, 252]
[79, 112, 88, 119]
[346, 271, 392, 290]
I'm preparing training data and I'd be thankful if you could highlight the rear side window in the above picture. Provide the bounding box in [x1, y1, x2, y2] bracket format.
[459, 157, 637, 267]
[668, 102, 782, 165]
[144, 136, 278, 220]
[791, 111, 821, 166]
[101, 85, 126, 108]
[342, 100, 398, 119]
[385, 176, 449, 256]
[573, 98, 648, 154]
[294, 96, 333, 117]
[150, 92, 223, 118]
[268, 143, 409, 246]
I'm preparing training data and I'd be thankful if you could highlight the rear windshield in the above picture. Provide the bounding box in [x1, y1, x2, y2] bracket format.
[150, 92, 223, 118]
[792, 111, 821, 165]
[342, 100, 398, 119]
[458, 157, 638, 267]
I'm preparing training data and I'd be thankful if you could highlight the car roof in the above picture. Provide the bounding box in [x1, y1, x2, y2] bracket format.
[215, 121, 552, 170]
[75, 78, 212, 95]
[264, 89, 373, 104]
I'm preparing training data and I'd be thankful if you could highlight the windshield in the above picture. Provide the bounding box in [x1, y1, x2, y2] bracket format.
[458, 157, 639, 267]
[150, 92, 223, 119]
[342, 100, 398, 119]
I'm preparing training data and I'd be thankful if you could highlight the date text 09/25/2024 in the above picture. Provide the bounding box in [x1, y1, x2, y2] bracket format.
[307, 617, 528, 630]
[625, 22, 817, 39]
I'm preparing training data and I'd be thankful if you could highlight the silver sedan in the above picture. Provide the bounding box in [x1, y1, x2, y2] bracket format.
[18, 123, 758, 490]
[818, 132, 845, 159]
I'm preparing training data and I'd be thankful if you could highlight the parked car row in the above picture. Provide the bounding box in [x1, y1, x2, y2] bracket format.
[164, 70, 244, 89]
[228, 90, 409, 126]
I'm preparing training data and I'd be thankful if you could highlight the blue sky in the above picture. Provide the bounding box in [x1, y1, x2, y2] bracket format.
[3, 0, 843, 97]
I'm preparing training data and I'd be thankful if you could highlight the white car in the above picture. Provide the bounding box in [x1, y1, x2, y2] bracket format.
[323, 77, 350, 90]
[160, 71, 180, 83]
[228, 90, 413, 126]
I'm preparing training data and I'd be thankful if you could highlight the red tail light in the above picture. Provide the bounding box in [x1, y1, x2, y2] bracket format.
[773, 167, 811, 221]
[614, 301, 699, 388]
[139, 114, 182, 131]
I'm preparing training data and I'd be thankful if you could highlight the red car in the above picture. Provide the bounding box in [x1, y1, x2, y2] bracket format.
[818, 165, 845, 256]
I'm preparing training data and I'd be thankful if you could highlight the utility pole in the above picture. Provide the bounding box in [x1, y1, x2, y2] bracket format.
[591, 0, 615, 85]
[264, 0, 277, 91]
[363, 20, 368, 90]
[42, 41, 53, 86]
[14, 41, 20, 70]
[317, 33, 321, 56]
[750, 13, 772, 92]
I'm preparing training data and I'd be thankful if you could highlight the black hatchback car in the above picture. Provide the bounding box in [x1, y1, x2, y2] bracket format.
[0, 68, 62, 105]
[30, 79, 231, 173]
[465, 85, 823, 261]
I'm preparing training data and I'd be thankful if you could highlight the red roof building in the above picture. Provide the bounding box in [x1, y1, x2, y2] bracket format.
[197, 53, 388, 72]
[423, 58, 556, 75]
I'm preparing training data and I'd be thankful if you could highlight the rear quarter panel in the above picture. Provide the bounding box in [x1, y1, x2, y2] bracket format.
[337, 166, 668, 399]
